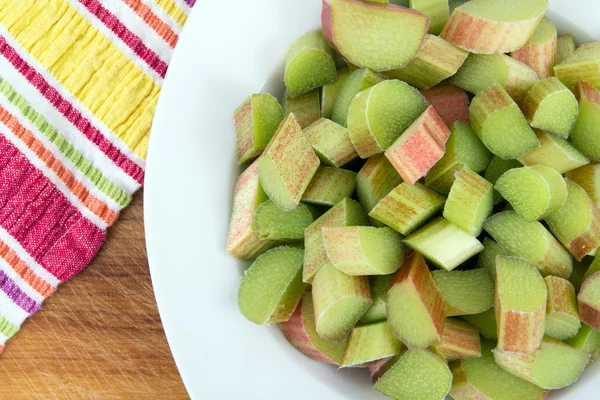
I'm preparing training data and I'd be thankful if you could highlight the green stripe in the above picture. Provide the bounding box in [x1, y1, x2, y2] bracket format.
[0, 77, 132, 207]
[0, 313, 18, 339]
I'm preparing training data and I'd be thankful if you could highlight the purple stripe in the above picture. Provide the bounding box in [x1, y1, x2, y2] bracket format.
[0, 269, 40, 314]
[184, 0, 196, 6]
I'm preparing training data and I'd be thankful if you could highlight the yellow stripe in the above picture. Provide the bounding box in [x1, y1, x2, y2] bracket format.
[0, 0, 159, 159]
[153, 0, 187, 27]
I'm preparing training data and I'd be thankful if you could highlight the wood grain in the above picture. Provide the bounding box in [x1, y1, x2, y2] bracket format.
[0, 191, 189, 400]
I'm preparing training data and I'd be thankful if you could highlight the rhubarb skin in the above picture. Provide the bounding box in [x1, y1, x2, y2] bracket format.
[555, 42, 600, 90]
[421, 84, 470, 127]
[282, 90, 321, 129]
[571, 80, 600, 161]
[303, 118, 358, 168]
[544, 276, 580, 341]
[518, 130, 589, 175]
[368, 356, 395, 383]
[477, 237, 508, 277]
[565, 164, 600, 209]
[340, 321, 403, 367]
[556, 33, 577, 65]
[578, 272, 600, 332]
[321, 67, 350, 119]
[409, 0, 449, 35]
[301, 166, 357, 206]
[510, 17, 557, 79]
[433, 318, 481, 361]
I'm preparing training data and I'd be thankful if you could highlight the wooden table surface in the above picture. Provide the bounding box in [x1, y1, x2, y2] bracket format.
[0, 191, 189, 400]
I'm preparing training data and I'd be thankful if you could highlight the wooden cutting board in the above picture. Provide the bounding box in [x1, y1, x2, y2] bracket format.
[0, 191, 189, 400]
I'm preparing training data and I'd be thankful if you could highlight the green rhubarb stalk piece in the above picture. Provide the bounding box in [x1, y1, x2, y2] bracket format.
[495, 164, 568, 222]
[544, 276, 580, 341]
[495, 256, 547, 353]
[258, 114, 320, 211]
[443, 168, 493, 236]
[518, 130, 589, 174]
[374, 349, 452, 400]
[449, 340, 549, 400]
[470, 85, 539, 159]
[546, 180, 600, 261]
[432, 318, 481, 361]
[282, 90, 321, 129]
[484, 211, 573, 278]
[554, 42, 600, 90]
[331, 68, 383, 127]
[301, 166, 356, 206]
[387, 252, 446, 348]
[583, 256, 600, 282]
[557, 32, 577, 65]
[425, 122, 490, 194]
[304, 118, 358, 168]
[510, 17, 557, 79]
[322, 0, 429, 72]
[348, 80, 429, 159]
[323, 226, 404, 276]
[303, 198, 368, 283]
[404, 218, 483, 271]
[521, 78, 579, 138]
[284, 31, 337, 97]
[420, 84, 470, 127]
[477, 238, 508, 277]
[226, 159, 273, 259]
[461, 309, 498, 340]
[280, 292, 347, 365]
[368, 356, 394, 384]
[409, 0, 449, 35]
[440, 0, 548, 54]
[340, 321, 402, 367]
[432, 269, 494, 317]
[370, 182, 445, 236]
[571, 80, 600, 161]
[578, 272, 600, 332]
[361, 274, 394, 324]
[569, 257, 594, 291]
[254, 200, 317, 241]
[234, 94, 284, 164]
[385, 105, 452, 184]
[321, 67, 350, 119]
[494, 336, 591, 390]
[238, 247, 307, 324]
[483, 156, 522, 204]
[385, 35, 468, 90]
[312, 262, 372, 341]
[566, 164, 600, 209]
[567, 323, 600, 364]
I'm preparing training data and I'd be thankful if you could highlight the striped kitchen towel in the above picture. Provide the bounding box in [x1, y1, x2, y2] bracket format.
[0, 0, 195, 353]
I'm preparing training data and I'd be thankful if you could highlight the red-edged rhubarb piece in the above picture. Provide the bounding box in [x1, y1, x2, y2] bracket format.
[578, 272, 600, 332]
[432, 318, 481, 361]
[421, 84, 470, 127]
[511, 17, 557, 79]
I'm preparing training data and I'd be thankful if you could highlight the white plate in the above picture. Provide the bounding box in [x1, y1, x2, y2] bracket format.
[145, 1, 600, 398]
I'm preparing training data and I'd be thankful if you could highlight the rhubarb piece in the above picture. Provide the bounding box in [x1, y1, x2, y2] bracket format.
[462, 309, 498, 340]
[312, 262, 372, 340]
[303, 198, 368, 283]
[511, 17, 557, 79]
[567, 323, 600, 363]
[495, 256, 547, 353]
[254, 200, 317, 241]
[450, 54, 539, 104]
[370, 182, 445, 236]
[322, 0, 429, 71]
[385, 106, 452, 184]
[522, 78, 579, 138]
[583, 256, 600, 282]
[569, 257, 594, 291]
[425, 122, 490, 194]
[304, 118, 358, 168]
[234, 94, 284, 164]
[470, 85, 539, 159]
[432, 269, 494, 316]
[557, 32, 577, 65]
[301, 166, 356, 206]
[433, 318, 481, 361]
[282, 90, 321, 129]
[374, 349, 452, 400]
[321, 67, 350, 119]
[361, 274, 394, 324]
[404, 218, 484, 271]
[258, 114, 320, 211]
[566, 164, 600, 208]
[554, 42, 600, 90]
[518, 130, 589, 174]
[494, 336, 590, 389]
[331, 68, 383, 127]
[226, 159, 273, 259]
[443, 168, 493, 236]
[323, 226, 404, 275]
[483, 156, 522, 204]
[340, 321, 402, 367]
[477, 238, 508, 277]
[285, 31, 337, 97]
[495, 165, 568, 222]
[484, 211, 573, 278]
[570, 81, 600, 161]
[409, 0, 449, 35]
[349, 80, 430, 158]
[385, 35, 468, 90]
[450, 341, 549, 400]
[544, 276, 580, 341]
[440, 0, 548, 54]
[578, 272, 600, 331]
[280, 292, 347, 365]
[421, 84, 470, 126]
[546, 180, 600, 261]
[387, 252, 446, 348]
[238, 247, 307, 325]
[368, 356, 394, 383]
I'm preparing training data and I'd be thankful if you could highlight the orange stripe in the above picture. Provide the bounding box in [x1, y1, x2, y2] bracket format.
[124, 0, 179, 48]
[0, 240, 55, 298]
[0, 106, 118, 226]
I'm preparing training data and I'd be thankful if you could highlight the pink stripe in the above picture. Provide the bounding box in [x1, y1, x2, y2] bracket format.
[0, 36, 145, 185]
[79, 0, 168, 78]
[0, 135, 105, 282]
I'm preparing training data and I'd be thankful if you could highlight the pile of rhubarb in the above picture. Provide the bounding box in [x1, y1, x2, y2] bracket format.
[227, 0, 600, 399]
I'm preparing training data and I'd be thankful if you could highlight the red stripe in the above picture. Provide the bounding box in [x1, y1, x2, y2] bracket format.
[0, 36, 145, 185]
[0, 135, 105, 282]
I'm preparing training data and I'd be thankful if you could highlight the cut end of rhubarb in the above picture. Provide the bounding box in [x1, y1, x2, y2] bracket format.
[304, 118, 358, 168]
[340, 321, 402, 367]
[433, 318, 481, 361]
[544, 276, 581, 341]
[433, 269, 494, 316]
[578, 272, 600, 332]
